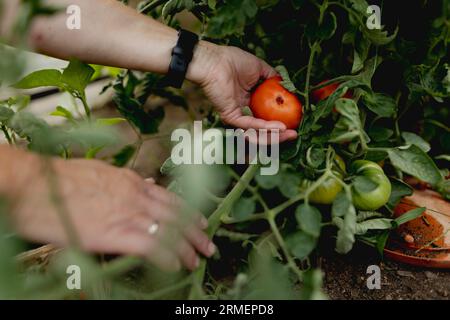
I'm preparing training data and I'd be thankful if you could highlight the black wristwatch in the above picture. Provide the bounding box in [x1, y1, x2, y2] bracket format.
[165, 29, 199, 88]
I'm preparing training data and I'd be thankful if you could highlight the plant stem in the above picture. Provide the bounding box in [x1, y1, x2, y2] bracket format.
[44, 158, 81, 249]
[140, 276, 193, 300]
[207, 164, 260, 237]
[139, 0, 167, 14]
[102, 256, 143, 278]
[304, 41, 319, 112]
[188, 164, 260, 299]
[221, 212, 267, 224]
[271, 193, 305, 216]
[80, 96, 91, 120]
[1, 125, 13, 145]
[309, 75, 355, 91]
[267, 213, 303, 282]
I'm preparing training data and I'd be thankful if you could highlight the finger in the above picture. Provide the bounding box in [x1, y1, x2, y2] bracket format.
[260, 60, 278, 79]
[107, 228, 182, 273]
[125, 221, 200, 272]
[183, 224, 216, 258]
[149, 223, 200, 271]
[279, 129, 298, 142]
[227, 115, 287, 131]
[172, 236, 200, 271]
[145, 178, 156, 184]
[150, 197, 207, 230]
[145, 184, 208, 229]
[244, 128, 297, 145]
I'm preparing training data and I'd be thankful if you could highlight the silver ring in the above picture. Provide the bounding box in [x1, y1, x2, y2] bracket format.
[147, 222, 159, 236]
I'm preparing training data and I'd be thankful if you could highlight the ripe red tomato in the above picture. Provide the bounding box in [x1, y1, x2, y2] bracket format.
[250, 76, 303, 130]
[312, 80, 352, 102]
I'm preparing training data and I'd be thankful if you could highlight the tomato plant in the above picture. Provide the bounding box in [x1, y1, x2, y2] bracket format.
[0, 0, 449, 301]
[250, 76, 303, 129]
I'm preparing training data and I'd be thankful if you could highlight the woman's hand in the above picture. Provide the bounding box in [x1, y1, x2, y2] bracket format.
[7, 153, 215, 272]
[188, 43, 298, 142]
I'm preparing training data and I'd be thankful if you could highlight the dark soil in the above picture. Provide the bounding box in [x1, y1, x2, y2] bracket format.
[320, 245, 450, 300]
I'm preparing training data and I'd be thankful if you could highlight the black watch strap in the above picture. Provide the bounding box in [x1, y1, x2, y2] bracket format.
[165, 29, 199, 88]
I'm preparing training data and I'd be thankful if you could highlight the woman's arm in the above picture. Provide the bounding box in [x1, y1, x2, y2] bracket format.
[1, 0, 297, 139]
[27, 0, 214, 84]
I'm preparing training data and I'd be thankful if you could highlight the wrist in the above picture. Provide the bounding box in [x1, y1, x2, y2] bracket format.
[186, 40, 222, 86]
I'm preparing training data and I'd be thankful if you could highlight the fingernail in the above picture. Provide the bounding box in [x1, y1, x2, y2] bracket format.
[145, 178, 155, 184]
[208, 242, 216, 256]
[200, 216, 208, 229]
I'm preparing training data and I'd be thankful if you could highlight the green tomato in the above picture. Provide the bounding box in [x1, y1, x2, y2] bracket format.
[350, 160, 392, 210]
[304, 155, 346, 205]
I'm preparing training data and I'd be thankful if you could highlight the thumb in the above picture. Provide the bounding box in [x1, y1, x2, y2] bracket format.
[260, 60, 278, 79]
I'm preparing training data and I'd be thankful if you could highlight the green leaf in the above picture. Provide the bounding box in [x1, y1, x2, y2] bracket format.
[313, 79, 367, 121]
[306, 146, 326, 168]
[352, 37, 371, 74]
[113, 72, 165, 135]
[368, 126, 394, 142]
[376, 231, 390, 255]
[96, 118, 126, 126]
[362, 92, 397, 117]
[275, 65, 297, 93]
[278, 171, 301, 198]
[61, 59, 95, 97]
[365, 26, 398, 46]
[355, 218, 392, 235]
[332, 192, 352, 218]
[356, 211, 384, 222]
[50, 106, 75, 123]
[232, 197, 256, 220]
[9, 112, 117, 155]
[162, 0, 195, 19]
[286, 231, 317, 260]
[6, 95, 30, 111]
[160, 157, 178, 175]
[305, 12, 337, 41]
[13, 69, 62, 89]
[349, 0, 369, 14]
[255, 171, 280, 189]
[208, 0, 217, 9]
[358, 57, 382, 85]
[387, 178, 413, 209]
[207, 0, 258, 38]
[333, 192, 357, 254]
[330, 99, 369, 150]
[388, 145, 443, 186]
[300, 270, 328, 300]
[393, 207, 425, 227]
[85, 146, 104, 159]
[295, 204, 322, 238]
[246, 247, 298, 300]
[0, 106, 15, 122]
[402, 132, 431, 153]
[112, 145, 136, 168]
[437, 180, 450, 201]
